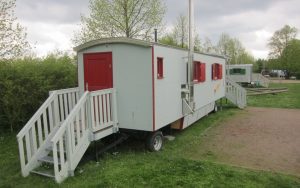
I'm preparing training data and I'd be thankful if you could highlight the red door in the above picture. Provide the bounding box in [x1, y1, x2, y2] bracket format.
[84, 52, 113, 91]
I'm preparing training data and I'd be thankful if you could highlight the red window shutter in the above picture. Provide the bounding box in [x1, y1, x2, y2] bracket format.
[193, 61, 201, 82]
[200, 63, 206, 82]
[212, 64, 215, 80]
[193, 61, 197, 81]
[218, 64, 223, 79]
[157, 57, 163, 79]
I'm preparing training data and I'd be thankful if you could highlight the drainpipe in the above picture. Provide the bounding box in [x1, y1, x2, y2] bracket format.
[188, 0, 195, 109]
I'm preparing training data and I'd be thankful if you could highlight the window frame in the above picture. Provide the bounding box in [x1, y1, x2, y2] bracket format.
[157, 57, 164, 79]
[193, 61, 206, 83]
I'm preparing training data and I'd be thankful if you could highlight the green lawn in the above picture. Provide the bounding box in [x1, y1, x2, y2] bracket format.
[1, 108, 299, 187]
[247, 83, 300, 109]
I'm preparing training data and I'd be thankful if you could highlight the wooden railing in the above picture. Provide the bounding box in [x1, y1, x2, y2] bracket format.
[252, 73, 270, 88]
[16, 88, 79, 177]
[51, 91, 90, 183]
[50, 88, 118, 183]
[225, 78, 247, 109]
[90, 89, 118, 132]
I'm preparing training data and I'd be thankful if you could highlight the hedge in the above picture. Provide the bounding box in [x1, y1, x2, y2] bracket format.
[0, 55, 77, 132]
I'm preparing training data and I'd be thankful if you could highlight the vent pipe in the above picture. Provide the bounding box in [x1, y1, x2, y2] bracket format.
[154, 29, 158, 43]
[188, 0, 195, 109]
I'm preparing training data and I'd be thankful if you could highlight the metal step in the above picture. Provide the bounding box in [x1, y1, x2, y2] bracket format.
[31, 169, 55, 178]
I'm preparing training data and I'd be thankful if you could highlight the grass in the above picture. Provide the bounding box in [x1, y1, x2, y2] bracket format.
[247, 83, 300, 109]
[1, 108, 300, 187]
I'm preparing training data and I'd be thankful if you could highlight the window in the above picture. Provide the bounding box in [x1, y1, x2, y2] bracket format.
[193, 61, 206, 83]
[157, 57, 163, 79]
[212, 63, 223, 80]
[230, 68, 246, 75]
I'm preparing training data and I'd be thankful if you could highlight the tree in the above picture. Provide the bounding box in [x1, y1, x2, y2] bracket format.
[0, 0, 30, 59]
[280, 39, 300, 77]
[202, 37, 216, 53]
[73, 0, 166, 45]
[268, 25, 298, 59]
[173, 14, 188, 48]
[159, 33, 177, 47]
[216, 33, 254, 65]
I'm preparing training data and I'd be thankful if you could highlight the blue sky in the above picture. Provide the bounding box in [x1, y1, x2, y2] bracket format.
[16, 0, 300, 58]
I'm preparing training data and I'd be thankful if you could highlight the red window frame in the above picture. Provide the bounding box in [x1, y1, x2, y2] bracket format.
[193, 61, 206, 83]
[218, 64, 223, 79]
[157, 57, 164, 79]
[212, 63, 223, 80]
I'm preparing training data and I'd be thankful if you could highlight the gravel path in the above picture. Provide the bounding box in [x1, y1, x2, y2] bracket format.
[190, 107, 300, 176]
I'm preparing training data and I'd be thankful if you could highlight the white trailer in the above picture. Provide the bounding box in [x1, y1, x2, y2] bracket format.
[227, 64, 270, 87]
[76, 38, 226, 132]
[16, 0, 247, 182]
[16, 38, 247, 183]
[227, 64, 253, 83]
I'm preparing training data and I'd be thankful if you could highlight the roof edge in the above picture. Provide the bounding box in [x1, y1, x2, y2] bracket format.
[74, 37, 152, 52]
[74, 37, 226, 59]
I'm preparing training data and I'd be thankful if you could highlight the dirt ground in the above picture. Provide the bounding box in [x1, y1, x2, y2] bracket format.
[190, 107, 300, 176]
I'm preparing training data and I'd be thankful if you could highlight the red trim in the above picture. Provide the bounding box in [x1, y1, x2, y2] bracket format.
[152, 46, 156, 131]
[157, 57, 164, 79]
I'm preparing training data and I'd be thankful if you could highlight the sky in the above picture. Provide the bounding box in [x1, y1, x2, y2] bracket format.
[15, 0, 300, 59]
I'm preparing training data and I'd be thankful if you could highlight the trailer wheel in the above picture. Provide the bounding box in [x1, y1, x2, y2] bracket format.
[146, 131, 163, 152]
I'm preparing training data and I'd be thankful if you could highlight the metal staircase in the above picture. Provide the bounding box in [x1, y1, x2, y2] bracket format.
[225, 77, 247, 109]
[17, 88, 118, 183]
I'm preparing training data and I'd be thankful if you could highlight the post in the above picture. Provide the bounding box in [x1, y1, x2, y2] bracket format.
[86, 92, 94, 141]
[188, 0, 195, 109]
[112, 89, 119, 132]
[154, 29, 158, 43]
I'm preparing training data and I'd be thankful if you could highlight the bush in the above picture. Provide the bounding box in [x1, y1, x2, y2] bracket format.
[0, 55, 77, 132]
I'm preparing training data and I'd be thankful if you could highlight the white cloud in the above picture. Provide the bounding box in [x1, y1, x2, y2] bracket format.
[21, 21, 80, 57]
[15, 0, 300, 59]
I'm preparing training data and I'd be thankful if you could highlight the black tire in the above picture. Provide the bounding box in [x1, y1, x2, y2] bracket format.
[146, 131, 163, 152]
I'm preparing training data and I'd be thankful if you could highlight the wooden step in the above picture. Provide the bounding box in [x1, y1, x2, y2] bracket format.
[31, 169, 55, 178]
[46, 145, 66, 153]
[38, 156, 61, 165]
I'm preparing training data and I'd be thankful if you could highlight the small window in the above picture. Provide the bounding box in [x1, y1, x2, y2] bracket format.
[193, 61, 206, 83]
[230, 68, 246, 75]
[212, 64, 218, 80]
[212, 63, 223, 80]
[157, 57, 163, 79]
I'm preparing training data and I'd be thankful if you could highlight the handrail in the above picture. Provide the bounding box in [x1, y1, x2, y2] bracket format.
[50, 87, 80, 95]
[17, 91, 57, 139]
[51, 91, 89, 143]
[51, 88, 118, 182]
[226, 77, 247, 108]
[51, 91, 90, 183]
[17, 87, 80, 177]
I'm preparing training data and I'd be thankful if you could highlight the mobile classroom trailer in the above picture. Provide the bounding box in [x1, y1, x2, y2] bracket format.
[227, 64, 253, 83]
[16, 38, 228, 183]
[74, 37, 226, 148]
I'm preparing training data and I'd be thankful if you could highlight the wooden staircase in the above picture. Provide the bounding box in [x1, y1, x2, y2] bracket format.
[252, 73, 270, 88]
[225, 77, 247, 109]
[17, 88, 118, 183]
